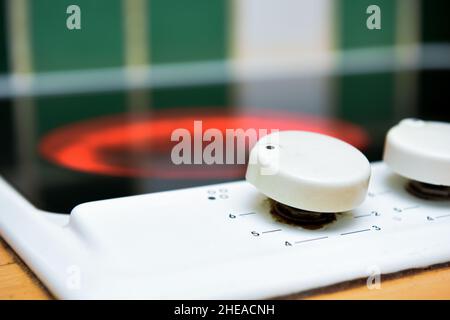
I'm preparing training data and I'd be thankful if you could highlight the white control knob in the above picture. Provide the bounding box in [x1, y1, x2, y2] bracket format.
[246, 131, 371, 213]
[384, 119, 450, 186]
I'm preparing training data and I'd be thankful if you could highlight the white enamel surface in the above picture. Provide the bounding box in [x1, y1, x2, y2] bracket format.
[384, 119, 450, 186]
[0, 162, 449, 299]
[246, 131, 371, 212]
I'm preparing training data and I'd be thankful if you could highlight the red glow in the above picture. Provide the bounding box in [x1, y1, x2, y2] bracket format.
[39, 109, 369, 179]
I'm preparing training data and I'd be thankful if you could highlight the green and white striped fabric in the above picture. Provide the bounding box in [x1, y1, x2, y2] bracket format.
[4, 0, 432, 74]
[1, 0, 448, 135]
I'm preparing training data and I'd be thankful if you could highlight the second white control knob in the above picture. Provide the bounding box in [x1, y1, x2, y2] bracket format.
[383, 119, 450, 186]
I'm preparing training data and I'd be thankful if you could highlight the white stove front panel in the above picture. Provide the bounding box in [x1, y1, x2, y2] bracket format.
[0, 162, 449, 299]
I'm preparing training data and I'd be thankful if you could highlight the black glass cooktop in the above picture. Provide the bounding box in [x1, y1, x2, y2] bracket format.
[1, 66, 449, 213]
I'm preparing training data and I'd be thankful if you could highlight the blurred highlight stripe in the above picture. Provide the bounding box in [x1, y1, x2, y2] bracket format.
[6, 0, 37, 194]
[2, 45, 450, 99]
[394, 0, 420, 119]
[123, 0, 149, 68]
[7, 0, 32, 75]
[396, 0, 421, 47]
[122, 0, 151, 111]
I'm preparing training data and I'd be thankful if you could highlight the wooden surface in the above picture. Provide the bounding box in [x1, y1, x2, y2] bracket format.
[0, 236, 449, 300]
[0, 238, 52, 299]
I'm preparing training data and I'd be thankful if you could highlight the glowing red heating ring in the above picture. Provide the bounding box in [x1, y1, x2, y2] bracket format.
[39, 110, 369, 179]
